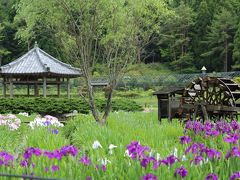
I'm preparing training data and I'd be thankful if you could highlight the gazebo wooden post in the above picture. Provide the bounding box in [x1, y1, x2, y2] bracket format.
[57, 77, 60, 97]
[27, 85, 30, 96]
[43, 76, 47, 97]
[34, 84, 39, 96]
[9, 77, 13, 98]
[67, 77, 70, 99]
[2, 77, 6, 97]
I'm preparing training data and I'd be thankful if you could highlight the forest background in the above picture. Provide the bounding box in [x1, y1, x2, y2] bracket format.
[1, 0, 240, 75]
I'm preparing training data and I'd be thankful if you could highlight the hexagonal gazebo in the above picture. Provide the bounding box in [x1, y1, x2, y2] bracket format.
[0, 43, 81, 98]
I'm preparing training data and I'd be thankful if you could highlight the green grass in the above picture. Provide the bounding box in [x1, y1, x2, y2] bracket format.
[133, 95, 157, 108]
[66, 112, 182, 155]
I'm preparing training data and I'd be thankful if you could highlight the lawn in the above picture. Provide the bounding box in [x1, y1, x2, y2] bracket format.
[0, 112, 239, 180]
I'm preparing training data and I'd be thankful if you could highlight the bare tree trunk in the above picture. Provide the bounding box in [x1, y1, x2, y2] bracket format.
[85, 78, 100, 122]
[101, 85, 113, 124]
[137, 48, 141, 63]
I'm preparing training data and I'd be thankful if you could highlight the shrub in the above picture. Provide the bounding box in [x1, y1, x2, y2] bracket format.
[0, 97, 142, 115]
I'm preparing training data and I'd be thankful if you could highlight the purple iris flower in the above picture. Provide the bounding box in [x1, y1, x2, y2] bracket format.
[60, 145, 78, 157]
[44, 151, 55, 159]
[174, 166, 188, 178]
[225, 146, 240, 159]
[0, 151, 14, 166]
[160, 155, 179, 166]
[230, 121, 240, 131]
[86, 176, 92, 180]
[152, 159, 160, 170]
[185, 143, 205, 155]
[203, 148, 221, 160]
[230, 171, 240, 180]
[216, 121, 231, 134]
[139, 156, 156, 169]
[102, 165, 107, 171]
[141, 173, 158, 180]
[43, 121, 51, 126]
[80, 156, 91, 166]
[20, 159, 29, 167]
[44, 145, 78, 160]
[224, 133, 239, 144]
[45, 150, 62, 160]
[140, 157, 151, 168]
[33, 148, 42, 156]
[51, 165, 60, 172]
[205, 173, 218, 180]
[31, 163, 35, 168]
[192, 155, 203, 165]
[23, 147, 42, 159]
[51, 129, 59, 134]
[205, 129, 220, 137]
[53, 150, 62, 160]
[204, 121, 215, 129]
[96, 165, 106, 171]
[126, 141, 150, 160]
[185, 121, 204, 134]
[179, 136, 192, 144]
[185, 143, 221, 160]
[23, 148, 33, 159]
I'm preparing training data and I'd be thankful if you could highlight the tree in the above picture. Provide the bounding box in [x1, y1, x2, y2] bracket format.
[201, 8, 237, 72]
[191, 0, 212, 70]
[233, 24, 240, 70]
[128, 0, 171, 63]
[0, 0, 26, 65]
[159, 2, 196, 72]
[0, 24, 10, 65]
[15, 0, 137, 124]
[232, 0, 240, 70]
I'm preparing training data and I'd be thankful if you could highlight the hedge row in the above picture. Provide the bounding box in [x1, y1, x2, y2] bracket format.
[0, 97, 143, 115]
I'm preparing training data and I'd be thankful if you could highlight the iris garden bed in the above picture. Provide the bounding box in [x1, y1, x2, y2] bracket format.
[0, 112, 239, 179]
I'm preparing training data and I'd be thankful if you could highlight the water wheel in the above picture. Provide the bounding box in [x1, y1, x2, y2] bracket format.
[182, 76, 240, 120]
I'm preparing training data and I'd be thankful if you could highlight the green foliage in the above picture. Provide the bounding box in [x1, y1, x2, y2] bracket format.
[0, 125, 25, 152]
[0, 97, 142, 115]
[0, 0, 26, 65]
[201, 7, 238, 72]
[125, 63, 172, 76]
[1, 0, 240, 73]
[159, 2, 196, 72]
[233, 25, 240, 70]
[26, 127, 69, 150]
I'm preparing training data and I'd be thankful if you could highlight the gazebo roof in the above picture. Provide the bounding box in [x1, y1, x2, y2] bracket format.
[0, 45, 81, 77]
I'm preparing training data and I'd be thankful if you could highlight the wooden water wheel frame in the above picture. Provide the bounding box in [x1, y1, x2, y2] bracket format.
[182, 76, 240, 121]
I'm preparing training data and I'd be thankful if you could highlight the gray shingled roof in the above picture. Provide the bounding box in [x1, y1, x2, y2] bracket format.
[0, 46, 81, 77]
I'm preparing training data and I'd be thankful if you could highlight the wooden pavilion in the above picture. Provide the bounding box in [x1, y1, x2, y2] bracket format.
[0, 43, 82, 98]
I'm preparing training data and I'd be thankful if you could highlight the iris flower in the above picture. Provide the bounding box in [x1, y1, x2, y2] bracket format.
[92, 140, 102, 149]
[174, 166, 188, 178]
[205, 173, 218, 180]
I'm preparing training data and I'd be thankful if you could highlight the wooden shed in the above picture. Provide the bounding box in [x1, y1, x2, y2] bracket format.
[153, 87, 184, 122]
[0, 43, 82, 98]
